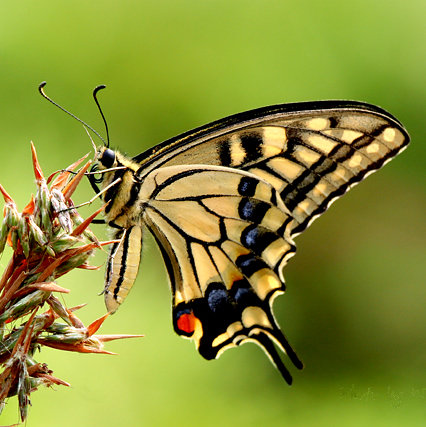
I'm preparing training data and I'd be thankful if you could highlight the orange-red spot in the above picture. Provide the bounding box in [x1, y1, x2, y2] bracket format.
[177, 312, 196, 334]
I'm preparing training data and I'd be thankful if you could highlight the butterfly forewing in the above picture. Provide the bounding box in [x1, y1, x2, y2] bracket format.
[133, 102, 409, 237]
[97, 100, 409, 382]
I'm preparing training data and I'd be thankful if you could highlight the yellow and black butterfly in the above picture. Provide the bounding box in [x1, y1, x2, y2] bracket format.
[40, 84, 410, 384]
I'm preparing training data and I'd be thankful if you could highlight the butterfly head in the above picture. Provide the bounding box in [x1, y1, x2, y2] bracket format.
[88, 146, 122, 195]
[89, 146, 139, 199]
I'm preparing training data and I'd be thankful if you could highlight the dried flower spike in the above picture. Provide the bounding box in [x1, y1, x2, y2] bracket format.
[0, 143, 142, 423]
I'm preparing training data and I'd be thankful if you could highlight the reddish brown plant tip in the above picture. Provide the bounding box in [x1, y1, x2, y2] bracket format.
[30, 141, 45, 183]
[99, 239, 121, 247]
[48, 152, 90, 187]
[27, 362, 50, 376]
[62, 242, 99, 257]
[22, 311, 39, 354]
[66, 309, 85, 329]
[0, 270, 27, 312]
[37, 339, 116, 355]
[71, 203, 106, 238]
[87, 312, 110, 337]
[33, 373, 71, 387]
[66, 152, 90, 172]
[95, 334, 144, 342]
[10, 309, 38, 359]
[11, 282, 70, 300]
[0, 144, 142, 422]
[22, 195, 35, 216]
[0, 183, 15, 206]
[68, 303, 88, 312]
[35, 255, 66, 282]
[47, 169, 68, 188]
[6, 230, 16, 250]
[78, 264, 101, 270]
[62, 160, 92, 201]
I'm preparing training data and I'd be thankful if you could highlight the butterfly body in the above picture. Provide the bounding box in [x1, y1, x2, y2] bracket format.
[92, 100, 409, 383]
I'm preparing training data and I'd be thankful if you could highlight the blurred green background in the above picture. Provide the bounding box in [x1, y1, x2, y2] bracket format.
[0, 1, 424, 425]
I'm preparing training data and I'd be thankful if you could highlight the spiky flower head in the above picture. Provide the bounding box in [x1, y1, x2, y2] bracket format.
[0, 143, 141, 422]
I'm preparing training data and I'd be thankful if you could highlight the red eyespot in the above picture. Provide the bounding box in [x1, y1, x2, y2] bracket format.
[177, 312, 196, 335]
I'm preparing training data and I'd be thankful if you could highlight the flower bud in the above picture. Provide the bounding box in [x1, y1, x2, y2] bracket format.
[51, 189, 72, 233]
[28, 217, 48, 248]
[0, 290, 50, 323]
[18, 218, 30, 258]
[54, 252, 92, 277]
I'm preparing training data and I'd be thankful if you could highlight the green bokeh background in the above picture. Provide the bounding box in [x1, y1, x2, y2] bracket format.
[1, 1, 424, 425]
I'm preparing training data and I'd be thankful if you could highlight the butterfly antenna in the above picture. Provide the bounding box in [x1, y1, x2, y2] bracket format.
[38, 81, 107, 146]
[93, 85, 110, 148]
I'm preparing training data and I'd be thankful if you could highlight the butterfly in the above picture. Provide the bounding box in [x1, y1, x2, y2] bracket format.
[39, 84, 410, 384]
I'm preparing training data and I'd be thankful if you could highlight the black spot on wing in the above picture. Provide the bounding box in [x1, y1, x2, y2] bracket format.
[328, 116, 339, 128]
[206, 283, 229, 314]
[313, 157, 336, 175]
[238, 176, 258, 197]
[240, 133, 263, 163]
[219, 139, 232, 166]
[229, 279, 259, 306]
[240, 225, 278, 254]
[235, 253, 269, 277]
[238, 198, 270, 223]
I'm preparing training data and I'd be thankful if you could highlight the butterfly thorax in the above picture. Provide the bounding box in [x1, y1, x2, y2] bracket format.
[96, 147, 146, 228]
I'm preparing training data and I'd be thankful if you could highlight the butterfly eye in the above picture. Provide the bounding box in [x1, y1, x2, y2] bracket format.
[101, 148, 116, 168]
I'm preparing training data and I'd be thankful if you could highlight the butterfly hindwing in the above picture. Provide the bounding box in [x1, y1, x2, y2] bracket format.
[139, 164, 302, 382]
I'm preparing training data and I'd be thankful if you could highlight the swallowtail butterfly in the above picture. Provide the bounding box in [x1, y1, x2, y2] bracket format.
[41, 85, 410, 383]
